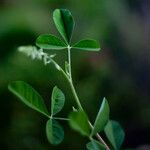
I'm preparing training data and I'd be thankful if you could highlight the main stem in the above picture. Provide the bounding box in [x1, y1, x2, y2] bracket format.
[67, 45, 83, 110]
[67, 45, 72, 81]
[67, 46, 110, 150]
[50, 51, 110, 149]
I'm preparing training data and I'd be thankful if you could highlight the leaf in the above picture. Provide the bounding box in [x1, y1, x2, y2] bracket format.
[104, 120, 125, 150]
[86, 140, 105, 150]
[91, 98, 110, 136]
[53, 9, 75, 44]
[69, 110, 91, 137]
[51, 86, 65, 116]
[46, 119, 64, 145]
[8, 81, 49, 117]
[73, 39, 100, 51]
[36, 34, 67, 50]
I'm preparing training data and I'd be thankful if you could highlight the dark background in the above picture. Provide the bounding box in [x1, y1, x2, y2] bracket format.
[0, 0, 150, 149]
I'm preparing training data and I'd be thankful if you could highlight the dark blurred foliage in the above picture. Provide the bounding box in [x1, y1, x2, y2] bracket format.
[0, 0, 150, 149]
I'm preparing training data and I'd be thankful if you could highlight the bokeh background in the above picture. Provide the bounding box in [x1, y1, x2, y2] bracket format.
[0, 0, 150, 149]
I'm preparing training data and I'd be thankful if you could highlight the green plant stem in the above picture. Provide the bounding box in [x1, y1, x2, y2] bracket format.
[67, 46, 110, 150]
[50, 50, 110, 150]
[96, 133, 110, 150]
[69, 81, 84, 110]
[67, 46, 83, 110]
[67, 45, 72, 81]
[52, 117, 70, 121]
[89, 122, 110, 150]
[50, 58, 83, 110]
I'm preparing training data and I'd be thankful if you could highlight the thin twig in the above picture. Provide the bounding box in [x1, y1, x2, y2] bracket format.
[53, 117, 70, 121]
[96, 133, 110, 150]
[89, 122, 110, 150]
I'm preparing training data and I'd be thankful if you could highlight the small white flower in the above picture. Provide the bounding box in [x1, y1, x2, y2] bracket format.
[43, 53, 51, 65]
[36, 48, 44, 60]
[18, 46, 56, 65]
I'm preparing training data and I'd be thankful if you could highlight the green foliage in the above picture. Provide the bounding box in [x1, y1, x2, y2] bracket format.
[46, 119, 64, 145]
[8, 81, 49, 117]
[36, 8, 100, 52]
[53, 9, 75, 44]
[91, 98, 110, 136]
[104, 120, 125, 150]
[69, 110, 91, 137]
[73, 39, 100, 51]
[36, 34, 67, 50]
[8, 81, 66, 145]
[86, 140, 105, 150]
[51, 86, 65, 116]
[8, 8, 126, 149]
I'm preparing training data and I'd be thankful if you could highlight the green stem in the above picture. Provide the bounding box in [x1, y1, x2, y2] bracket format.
[52, 117, 70, 121]
[67, 45, 72, 81]
[89, 122, 110, 150]
[69, 80, 83, 110]
[50, 59, 68, 80]
[67, 46, 110, 150]
[50, 58, 82, 109]
[67, 46, 83, 110]
[50, 49, 110, 150]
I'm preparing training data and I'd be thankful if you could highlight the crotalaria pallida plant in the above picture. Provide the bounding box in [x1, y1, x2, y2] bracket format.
[8, 9, 125, 150]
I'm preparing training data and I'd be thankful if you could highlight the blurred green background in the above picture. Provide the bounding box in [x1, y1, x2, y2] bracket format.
[0, 0, 150, 149]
